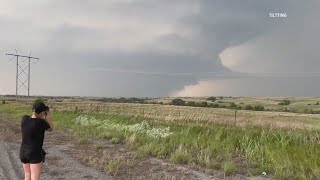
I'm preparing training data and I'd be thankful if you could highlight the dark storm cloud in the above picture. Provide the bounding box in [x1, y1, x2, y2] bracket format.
[220, 0, 320, 73]
[176, 0, 320, 96]
[1, 0, 319, 97]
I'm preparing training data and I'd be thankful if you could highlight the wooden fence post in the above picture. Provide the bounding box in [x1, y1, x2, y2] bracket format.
[234, 110, 237, 126]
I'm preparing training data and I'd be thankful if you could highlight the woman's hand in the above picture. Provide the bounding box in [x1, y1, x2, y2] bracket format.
[45, 111, 53, 132]
[46, 111, 52, 119]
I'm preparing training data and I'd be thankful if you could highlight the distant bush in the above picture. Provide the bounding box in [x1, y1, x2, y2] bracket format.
[313, 110, 320, 114]
[278, 100, 290, 105]
[219, 97, 223, 99]
[201, 101, 208, 107]
[192, 103, 199, 107]
[315, 102, 320, 105]
[209, 103, 220, 108]
[253, 105, 264, 111]
[1, 100, 5, 104]
[306, 109, 320, 114]
[304, 109, 314, 114]
[244, 105, 253, 110]
[219, 105, 227, 108]
[186, 101, 196, 106]
[229, 102, 237, 108]
[207, 96, 217, 102]
[194, 102, 207, 107]
[171, 99, 186, 106]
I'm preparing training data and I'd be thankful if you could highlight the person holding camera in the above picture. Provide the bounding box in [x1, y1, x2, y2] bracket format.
[19, 102, 53, 180]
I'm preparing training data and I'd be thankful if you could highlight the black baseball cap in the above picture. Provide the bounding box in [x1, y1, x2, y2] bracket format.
[32, 102, 49, 114]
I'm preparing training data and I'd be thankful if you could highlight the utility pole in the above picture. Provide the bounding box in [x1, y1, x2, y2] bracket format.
[5, 50, 39, 101]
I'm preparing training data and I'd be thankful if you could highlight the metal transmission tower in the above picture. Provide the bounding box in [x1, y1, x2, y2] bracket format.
[5, 50, 39, 100]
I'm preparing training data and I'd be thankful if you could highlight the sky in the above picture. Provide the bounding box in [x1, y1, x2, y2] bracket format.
[0, 0, 319, 97]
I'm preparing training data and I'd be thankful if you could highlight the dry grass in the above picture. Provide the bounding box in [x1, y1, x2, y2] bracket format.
[2, 101, 320, 179]
[44, 101, 320, 130]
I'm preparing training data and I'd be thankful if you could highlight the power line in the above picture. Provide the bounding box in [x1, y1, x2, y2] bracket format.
[5, 50, 39, 100]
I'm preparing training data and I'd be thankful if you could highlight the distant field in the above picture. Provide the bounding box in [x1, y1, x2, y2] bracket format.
[2, 96, 320, 113]
[3, 96, 320, 130]
[155, 96, 320, 113]
[1, 97, 320, 179]
[42, 100, 320, 130]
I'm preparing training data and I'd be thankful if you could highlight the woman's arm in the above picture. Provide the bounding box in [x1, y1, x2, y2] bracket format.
[45, 111, 53, 132]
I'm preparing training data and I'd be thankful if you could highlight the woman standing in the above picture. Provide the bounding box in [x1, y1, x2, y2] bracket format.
[20, 102, 53, 180]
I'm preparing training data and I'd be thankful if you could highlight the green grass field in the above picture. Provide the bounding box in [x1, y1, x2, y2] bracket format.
[1, 100, 320, 179]
[161, 96, 320, 113]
